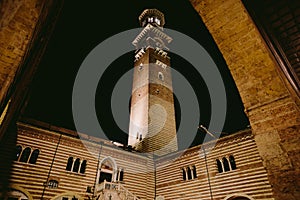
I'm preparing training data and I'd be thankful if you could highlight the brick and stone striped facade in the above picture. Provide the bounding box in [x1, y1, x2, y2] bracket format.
[1, 121, 155, 200]
[0, 1, 299, 200]
[156, 130, 274, 200]
[0, 120, 275, 200]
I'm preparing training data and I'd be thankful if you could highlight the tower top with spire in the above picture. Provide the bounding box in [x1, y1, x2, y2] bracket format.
[138, 8, 165, 27]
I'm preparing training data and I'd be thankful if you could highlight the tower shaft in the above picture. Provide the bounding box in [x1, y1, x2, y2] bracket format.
[128, 9, 178, 156]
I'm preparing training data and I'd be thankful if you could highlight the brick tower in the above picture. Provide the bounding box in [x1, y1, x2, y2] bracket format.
[128, 9, 178, 156]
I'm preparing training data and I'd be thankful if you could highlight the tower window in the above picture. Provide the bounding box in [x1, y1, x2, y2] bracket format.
[138, 63, 143, 70]
[158, 72, 164, 81]
[155, 18, 161, 25]
[148, 17, 154, 22]
[139, 134, 142, 141]
[156, 60, 167, 69]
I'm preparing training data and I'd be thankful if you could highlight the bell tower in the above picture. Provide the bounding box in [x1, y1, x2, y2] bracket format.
[128, 9, 178, 156]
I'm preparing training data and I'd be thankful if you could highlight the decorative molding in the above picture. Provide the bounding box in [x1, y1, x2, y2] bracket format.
[8, 184, 34, 200]
[132, 24, 172, 48]
[138, 9, 165, 27]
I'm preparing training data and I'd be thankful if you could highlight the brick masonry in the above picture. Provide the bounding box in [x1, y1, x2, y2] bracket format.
[0, 122, 155, 200]
[0, 0, 63, 141]
[0, 0, 41, 113]
[129, 48, 178, 156]
[190, 0, 300, 199]
[0, 1, 299, 199]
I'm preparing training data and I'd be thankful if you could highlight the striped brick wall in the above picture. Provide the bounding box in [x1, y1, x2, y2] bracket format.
[155, 130, 275, 200]
[1, 122, 154, 200]
[1, 122, 277, 200]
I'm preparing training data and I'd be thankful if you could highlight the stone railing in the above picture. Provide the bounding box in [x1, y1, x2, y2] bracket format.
[95, 180, 140, 200]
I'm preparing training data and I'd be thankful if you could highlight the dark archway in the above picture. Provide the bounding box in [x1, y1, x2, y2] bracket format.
[228, 197, 251, 200]
[98, 158, 115, 183]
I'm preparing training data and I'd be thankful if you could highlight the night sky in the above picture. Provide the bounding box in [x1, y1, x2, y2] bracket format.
[24, 0, 249, 149]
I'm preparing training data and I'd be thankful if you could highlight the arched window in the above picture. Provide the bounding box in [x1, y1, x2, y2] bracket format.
[187, 167, 192, 180]
[80, 160, 87, 174]
[119, 169, 124, 181]
[48, 180, 59, 188]
[66, 157, 73, 171]
[192, 166, 197, 178]
[98, 158, 114, 183]
[29, 149, 39, 164]
[216, 159, 223, 173]
[116, 168, 124, 182]
[155, 18, 161, 25]
[158, 72, 164, 81]
[15, 145, 22, 161]
[138, 63, 143, 70]
[229, 155, 237, 170]
[73, 158, 80, 172]
[223, 157, 230, 172]
[148, 17, 154, 23]
[19, 147, 31, 163]
[182, 168, 186, 180]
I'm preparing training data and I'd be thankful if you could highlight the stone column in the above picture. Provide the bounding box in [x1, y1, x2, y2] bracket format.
[190, 0, 300, 199]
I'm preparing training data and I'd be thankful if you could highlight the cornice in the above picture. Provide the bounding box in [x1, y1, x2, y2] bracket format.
[132, 24, 172, 48]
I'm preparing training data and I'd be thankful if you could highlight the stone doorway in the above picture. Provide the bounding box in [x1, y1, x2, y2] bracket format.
[98, 157, 116, 183]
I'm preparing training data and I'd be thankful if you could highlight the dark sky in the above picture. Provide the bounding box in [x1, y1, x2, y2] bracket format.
[24, 0, 249, 149]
